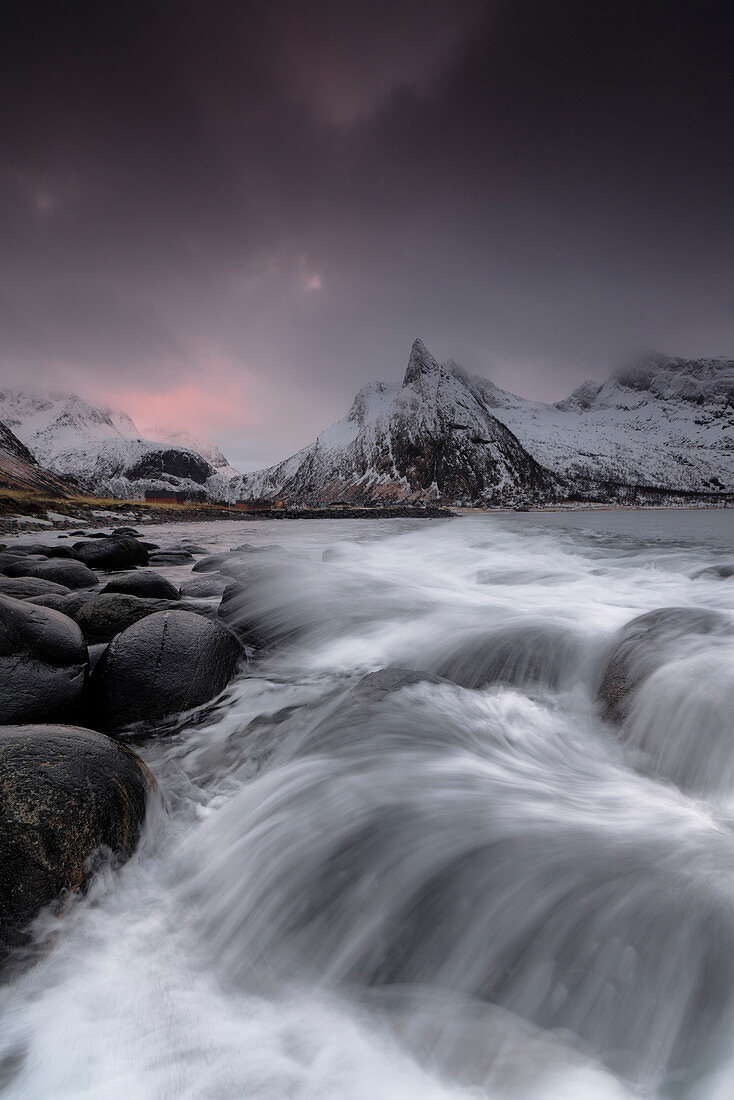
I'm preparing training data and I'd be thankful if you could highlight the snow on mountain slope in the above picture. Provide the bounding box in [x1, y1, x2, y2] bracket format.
[0, 390, 237, 500]
[234, 341, 734, 506]
[473, 353, 734, 491]
[142, 425, 240, 477]
[232, 340, 558, 505]
[0, 391, 139, 466]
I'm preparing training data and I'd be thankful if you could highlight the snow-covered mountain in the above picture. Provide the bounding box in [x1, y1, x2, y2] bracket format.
[0, 390, 239, 500]
[472, 353, 734, 493]
[142, 425, 240, 479]
[232, 340, 734, 506]
[0, 420, 73, 497]
[231, 340, 558, 506]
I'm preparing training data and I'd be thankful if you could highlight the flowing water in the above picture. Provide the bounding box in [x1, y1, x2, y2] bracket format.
[3, 509, 734, 1099]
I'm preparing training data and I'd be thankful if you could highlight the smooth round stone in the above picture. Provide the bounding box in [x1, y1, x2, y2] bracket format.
[0, 724, 153, 957]
[0, 595, 88, 723]
[90, 610, 242, 731]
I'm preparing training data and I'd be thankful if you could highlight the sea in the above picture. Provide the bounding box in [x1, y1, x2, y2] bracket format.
[2, 508, 734, 1099]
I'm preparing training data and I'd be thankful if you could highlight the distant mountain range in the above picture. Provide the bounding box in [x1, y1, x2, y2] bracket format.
[0, 390, 239, 500]
[231, 339, 734, 506]
[2, 341, 734, 505]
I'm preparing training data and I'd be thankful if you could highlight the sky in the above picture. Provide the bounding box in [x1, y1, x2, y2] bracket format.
[2, 0, 734, 472]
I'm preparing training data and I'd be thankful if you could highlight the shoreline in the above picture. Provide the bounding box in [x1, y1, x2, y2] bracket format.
[1, 487, 732, 536]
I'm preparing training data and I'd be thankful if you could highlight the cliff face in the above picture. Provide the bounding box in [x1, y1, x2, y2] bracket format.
[0, 421, 73, 496]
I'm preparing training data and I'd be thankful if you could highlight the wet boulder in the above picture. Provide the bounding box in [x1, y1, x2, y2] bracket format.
[0, 595, 88, 723]
[180, 575, 230, 598]
[4, 559, 99, 590]
[0, 724, 153, 958]
[111, 527, 141, 536]
[25, 588, 102, 616]
[148, 550, 195, 565]
[192, 554, 229, 573]
[90, 609, 242, 731]
[691, 564, 734, 580]
[0, 552, 47, 574]
[433, 622, 582, 690]
[73, 536, 148, 571]
[101, 571, 180, 600]
[596, 606, 734, 721]
[87, 643, 108, 673]
[72, 593, 193, 644]
[0, 576, 71, 600]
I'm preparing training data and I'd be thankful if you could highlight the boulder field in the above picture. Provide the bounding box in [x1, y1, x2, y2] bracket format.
[0, 528, 249, 966]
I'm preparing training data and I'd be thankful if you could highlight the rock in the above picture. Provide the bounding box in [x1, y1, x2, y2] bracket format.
[597, 606, 734, 721]
[192, 554, 229, 573]
[179, 575, 230, 598]
[177, 543, 208, 555]
[29, 545, 82, 560]
[0, 577, 71, 599]
[90, 610, 242, 730]
[25, 588, 102, 616]
[230, 543, 283, 554]
[111, 527, 141, 536]
[139, 542, 160, 551]
[101, 571, 180, 600]
[433, 622, 582, 690]
[73, 536, 149, 571]
[87, 643, 108, 672]
[148, 550, 194, 565]
[300, 668, 445, 757]
[0, 595, 88, 723]
[0, 552, 46, 574]
[691, 564, 734, 580]
[0, 724, 153, 957]
[4, 559, 99, 590]
[72, 593, 177, 644]
[72, 592, 213, 643]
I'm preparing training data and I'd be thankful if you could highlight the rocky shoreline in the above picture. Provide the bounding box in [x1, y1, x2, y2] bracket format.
[0, 526, 249, 962]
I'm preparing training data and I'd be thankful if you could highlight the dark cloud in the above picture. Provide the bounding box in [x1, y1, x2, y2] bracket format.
[1, 0, 733, 468]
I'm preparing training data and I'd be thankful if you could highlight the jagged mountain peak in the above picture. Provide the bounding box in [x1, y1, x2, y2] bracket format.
[402, 338, 441, 387]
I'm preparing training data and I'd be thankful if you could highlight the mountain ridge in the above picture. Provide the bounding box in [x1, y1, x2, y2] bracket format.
[232, 340, 734, 505]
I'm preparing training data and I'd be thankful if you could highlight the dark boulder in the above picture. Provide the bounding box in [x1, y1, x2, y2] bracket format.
[72, 593, 177, 644]
[192, 554, 229, 573]
[148, 550, 194, 566]
[72, 592, 214, 643]
[4, 559, 99, 590]
[25, 588, 102, 616]
[101, 571, 180, 600]
[73, 536, 148, 571]
[87, 643, 108, 672]
[139, 542, 160, 551]
[691, 564, 734, 580]
[176, 543, 208, 555]
[597, 606, 734, 721]
[29, 544, 82, 560]
[0, 724, 153, 957]
[90, 610, 242, 730]
[2, 544, 56, 558]
[0, 595, 88, 723]
[111, 527, 141, 536]
[179, 575, 230, 598]
[0, 576, 71, 600]
[0, 552, 46, 574]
